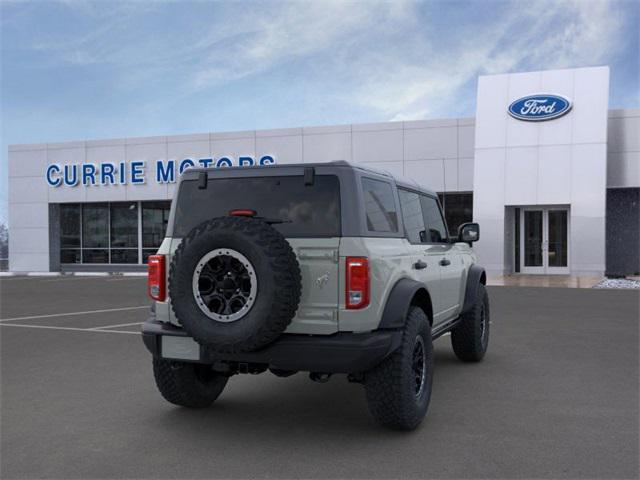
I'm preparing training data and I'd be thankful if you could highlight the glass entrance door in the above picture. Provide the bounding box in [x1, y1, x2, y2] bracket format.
[519, 208, 569, 274]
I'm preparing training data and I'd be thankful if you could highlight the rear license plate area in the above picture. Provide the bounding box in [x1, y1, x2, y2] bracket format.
[161, 336, 201, 361]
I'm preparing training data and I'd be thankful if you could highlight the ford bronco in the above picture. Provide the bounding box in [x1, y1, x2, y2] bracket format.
[142, 161, 489, 430]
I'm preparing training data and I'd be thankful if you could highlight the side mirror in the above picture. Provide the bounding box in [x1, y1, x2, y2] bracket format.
[458, 222, 480, 243]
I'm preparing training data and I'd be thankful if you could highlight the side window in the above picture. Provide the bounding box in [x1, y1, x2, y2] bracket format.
[361, 178, 398, 233]
[420, 195, 448, 243]
[398, 189, 426, 243]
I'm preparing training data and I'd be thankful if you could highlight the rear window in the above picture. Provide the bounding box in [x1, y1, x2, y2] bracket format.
[173, 175, 341, 238]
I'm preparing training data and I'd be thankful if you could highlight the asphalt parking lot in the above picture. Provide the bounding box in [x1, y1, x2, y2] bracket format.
[1, 277, 638, 479]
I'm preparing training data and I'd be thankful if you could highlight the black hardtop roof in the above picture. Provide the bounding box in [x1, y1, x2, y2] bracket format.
[184, 160, 437, 197]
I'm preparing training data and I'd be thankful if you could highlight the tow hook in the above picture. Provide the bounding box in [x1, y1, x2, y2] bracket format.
[309, 372, 331, 383]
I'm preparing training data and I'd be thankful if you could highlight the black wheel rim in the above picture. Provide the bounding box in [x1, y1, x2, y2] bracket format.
[413, 336, 426, 398]
[479, 304, 487, 344]
[192, 248, 257, 322]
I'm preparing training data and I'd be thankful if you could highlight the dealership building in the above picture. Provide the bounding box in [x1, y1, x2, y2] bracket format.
[7, 66, 639, 277]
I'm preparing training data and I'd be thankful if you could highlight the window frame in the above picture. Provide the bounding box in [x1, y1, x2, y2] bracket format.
[396, 187, 451, 245]
[360, 176, 400, 236]
[397, 187, 428, 245]
[419, 193, 450, 244]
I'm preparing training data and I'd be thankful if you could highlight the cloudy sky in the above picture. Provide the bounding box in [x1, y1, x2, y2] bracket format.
[1, 0, 638, 224]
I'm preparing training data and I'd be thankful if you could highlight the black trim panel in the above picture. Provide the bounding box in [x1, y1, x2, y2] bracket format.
[142, 320, 402, 374]
[377, 278, 428, 329]
[461, 264, 486, 313]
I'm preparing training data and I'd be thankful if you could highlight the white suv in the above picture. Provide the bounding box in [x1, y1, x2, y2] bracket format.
[142, 161, 489, 430]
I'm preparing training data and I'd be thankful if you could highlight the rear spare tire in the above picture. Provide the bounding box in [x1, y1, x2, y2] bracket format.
[169, 216, 301, 353]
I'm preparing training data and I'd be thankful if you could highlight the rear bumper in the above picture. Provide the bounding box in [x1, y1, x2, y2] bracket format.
[141, 319, 402, 374]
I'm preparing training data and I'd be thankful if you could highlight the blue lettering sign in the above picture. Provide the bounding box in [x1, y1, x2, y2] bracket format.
[179, 158, 195, 174]
[64, 164, 78, 186]
[46, 164, 61, 187]
[216, 157, 233, 168]
[82, 164, 97, 186]
[101, 163, 116, 185]
[130, 161, 145, 184]
[156, 159, 175, 183]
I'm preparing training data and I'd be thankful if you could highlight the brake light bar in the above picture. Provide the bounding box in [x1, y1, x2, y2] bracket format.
[346, 257, 370, 309]
[229, 209, 257, 217]
[148, 255, 166, 301]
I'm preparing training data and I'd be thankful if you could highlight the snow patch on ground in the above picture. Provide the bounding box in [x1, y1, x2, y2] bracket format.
[593, 278, 640, 289]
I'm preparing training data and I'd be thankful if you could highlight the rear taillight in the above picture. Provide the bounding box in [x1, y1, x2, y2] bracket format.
[345, 257, 369, 309]
[148, 255, 166, 301]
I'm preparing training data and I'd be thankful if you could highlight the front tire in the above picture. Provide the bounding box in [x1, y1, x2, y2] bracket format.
[364, 307, 434, 430]
[451, 283, 490, 362]
[153, 359, 228, 408]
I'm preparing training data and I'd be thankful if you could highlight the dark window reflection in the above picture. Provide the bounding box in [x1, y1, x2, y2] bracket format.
[524, 210, 543, 267]
[548, 210, 568, 267]
[60, 204, 81, 248]
[82, 249, 109, 264]
[111, 249, 138, 264]
[82, 204, 109, 248]
[111, 203, 138, 248]
[60, 249, 81, 263]
[142, 201, 171, 248]
[438, 192, 473, 236]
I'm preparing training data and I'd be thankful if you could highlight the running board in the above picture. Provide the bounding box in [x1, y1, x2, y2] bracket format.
[432, 316, 461, 340]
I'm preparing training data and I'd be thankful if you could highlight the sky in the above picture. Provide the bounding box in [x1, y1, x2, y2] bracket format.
[1, 0, 638, 225]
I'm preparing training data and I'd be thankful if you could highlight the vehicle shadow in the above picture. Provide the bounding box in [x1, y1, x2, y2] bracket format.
[143, 347, 469, 438]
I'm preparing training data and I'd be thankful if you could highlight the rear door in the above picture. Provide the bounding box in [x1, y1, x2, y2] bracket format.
[397, 189, 446, 323]
[420, 194, 461, 320]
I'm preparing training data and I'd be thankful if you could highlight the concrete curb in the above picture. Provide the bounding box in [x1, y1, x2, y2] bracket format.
[1, 271, 147, 278]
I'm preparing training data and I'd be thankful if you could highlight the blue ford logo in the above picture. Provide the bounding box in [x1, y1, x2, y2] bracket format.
[508, 94, 572, 121]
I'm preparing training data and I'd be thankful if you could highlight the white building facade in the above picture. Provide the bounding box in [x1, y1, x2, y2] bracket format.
[7, 66, 640, 276]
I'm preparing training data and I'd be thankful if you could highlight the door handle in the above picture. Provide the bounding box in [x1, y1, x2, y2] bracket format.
[413, 260, 427, 270]
[439, 258, 451, 266]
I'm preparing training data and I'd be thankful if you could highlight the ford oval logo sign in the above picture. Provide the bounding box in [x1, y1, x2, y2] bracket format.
[508, 94, 572, 121]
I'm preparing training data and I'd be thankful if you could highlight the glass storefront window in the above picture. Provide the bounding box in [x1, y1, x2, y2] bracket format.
[59, 201, 170, 265]
[82, 204, 109, 248]
[82, 249, 109, 264]
[110, 203, 138, 248]
[438, 192, 473, 236]
[60, 204, 81, 248]
[60, 249, 81, 264]
[142, 201, 171, 249]
[111, 249, 138, 264]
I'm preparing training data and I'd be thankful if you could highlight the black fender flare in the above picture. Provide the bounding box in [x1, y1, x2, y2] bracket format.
[378, 278, 433, 330]
[461, 264, 486, 314]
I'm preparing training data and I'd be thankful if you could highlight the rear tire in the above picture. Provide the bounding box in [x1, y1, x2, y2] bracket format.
[451, 283, 490, 362]
[153, 359, 228, 408]
[364, 306, 433, 430]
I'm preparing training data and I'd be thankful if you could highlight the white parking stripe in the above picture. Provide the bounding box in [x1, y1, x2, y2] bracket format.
[0, 323, 140, 334]
[89, 321, 144, 330]
[0, 306, 149, 323]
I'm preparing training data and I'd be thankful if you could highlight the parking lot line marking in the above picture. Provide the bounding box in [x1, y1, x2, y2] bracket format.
[0, 306, 149, 323]
[0, 323, 140, 334]
[89, 321, 144, 330]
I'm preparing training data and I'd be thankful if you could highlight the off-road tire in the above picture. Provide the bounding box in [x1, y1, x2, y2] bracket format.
[153, 359, 228, 408]
[364, 307, 433, 430]
[451, 283, 490, 362]
[169, 216, 301, 353]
